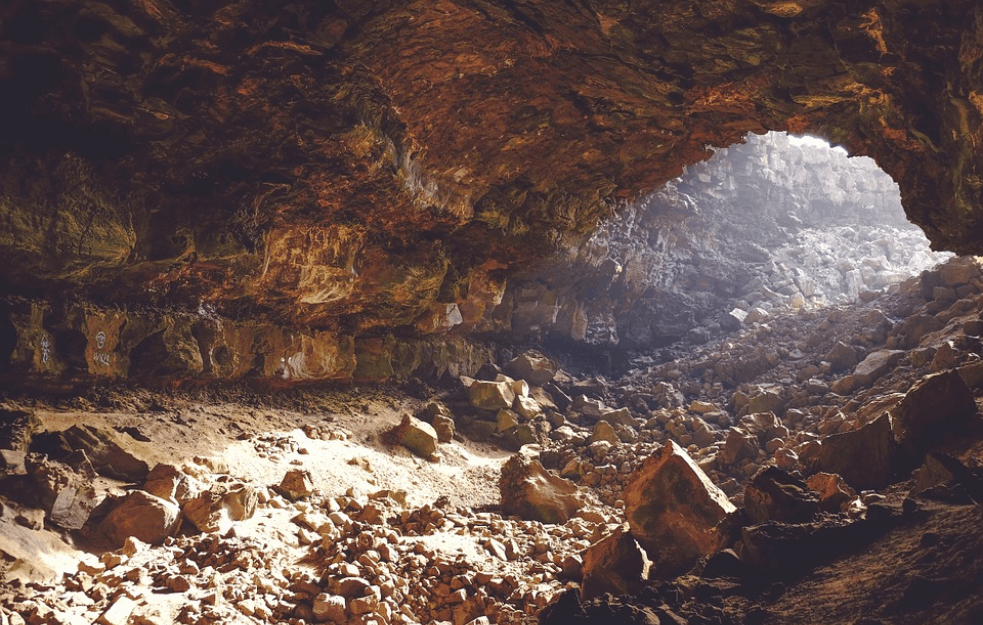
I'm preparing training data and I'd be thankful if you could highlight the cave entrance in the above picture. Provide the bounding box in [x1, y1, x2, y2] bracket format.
[604, 131, 953, 351]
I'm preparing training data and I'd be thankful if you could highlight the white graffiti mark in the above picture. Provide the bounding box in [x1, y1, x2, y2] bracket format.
[40, 336, 50, 363]
[93, 353, 112, 367]
[95, 331, 107, 349]
[279, 353, 306, 380]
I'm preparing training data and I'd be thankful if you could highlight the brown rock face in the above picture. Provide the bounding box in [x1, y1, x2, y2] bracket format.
[2, 1, 983, 382]
[623, 441, 736, 579]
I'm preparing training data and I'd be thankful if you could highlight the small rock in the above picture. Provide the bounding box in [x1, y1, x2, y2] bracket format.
[312, 593, 346, 623]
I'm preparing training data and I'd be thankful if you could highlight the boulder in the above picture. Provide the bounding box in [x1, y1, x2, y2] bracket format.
[391, 414, 438, 458]
[892, 370, 977, 453]
[852, 350, 905, 387]
[143, 463, 197, 502]
[623, 441, 736, 578]
[805, 472, 858, 512]
[469, 380, 516, 411]
[97, 491, 181, 546]
[803, 414, 896, 490]
[277, 469, 314, 501]
[183, 480, 258, 533]
[499, 453, 585, 524]
[312, 593, 347, 624]
[496, 409, 519, 433]
[60, 425, 150, 481]
[720, 308, 747, 331]
[505, 351, 558, 385]
[432, 414, 455, 443]
[23, 454, 97, 530]
[719, 427, 758, 466]
[514, 394, 541, 419]
[581, 524, 651, 600]
[825, 342, 859, 371]
[744, 467, 820, 524]
[590, 421, 619, 445]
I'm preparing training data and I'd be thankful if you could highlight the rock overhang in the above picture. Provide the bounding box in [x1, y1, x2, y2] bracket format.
[2, 0, 983, 381]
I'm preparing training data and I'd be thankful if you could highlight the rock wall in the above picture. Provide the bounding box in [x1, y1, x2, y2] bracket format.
[503, 133, 949, 348]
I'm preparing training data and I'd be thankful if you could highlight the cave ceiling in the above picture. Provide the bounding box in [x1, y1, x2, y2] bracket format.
[2, 0, 983, 334]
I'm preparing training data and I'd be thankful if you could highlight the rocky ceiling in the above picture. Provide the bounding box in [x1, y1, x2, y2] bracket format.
[2, 0, 983, 381]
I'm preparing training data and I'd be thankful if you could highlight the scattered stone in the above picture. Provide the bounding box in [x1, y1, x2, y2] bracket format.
[825, 342, 859, 371]
[721, 308, 748, 331]
[623, 441, 736, 578]
[97, 596, 137, 625]
[590, 421, 619, 445]
[496, 409, 520, 433]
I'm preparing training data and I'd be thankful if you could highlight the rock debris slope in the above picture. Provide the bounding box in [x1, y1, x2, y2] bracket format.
[3, 1, 983, 387]
[3, 255, 983, 624]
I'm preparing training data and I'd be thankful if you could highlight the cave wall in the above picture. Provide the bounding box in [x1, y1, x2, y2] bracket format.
[2, 0, 983, 383]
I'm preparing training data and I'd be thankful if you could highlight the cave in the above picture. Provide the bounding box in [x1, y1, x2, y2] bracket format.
[3, 2, 983, 624]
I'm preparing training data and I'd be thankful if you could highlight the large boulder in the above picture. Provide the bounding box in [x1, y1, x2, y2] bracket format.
[469, 380, 516, 411]
[852, 350, 905, 387]
[892, 370, 978, 453]
[499, 452, 586, 524]
[623, 441, 736, 578]
[803, 414, 897, 490]
[391, 414, 438, 458]
[505, 352, 558, 386]
[60, 425, 150, 481]
[825, 342, 860, 372]
[97, 491, 181, 547]
[581, 524, 651, 600]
